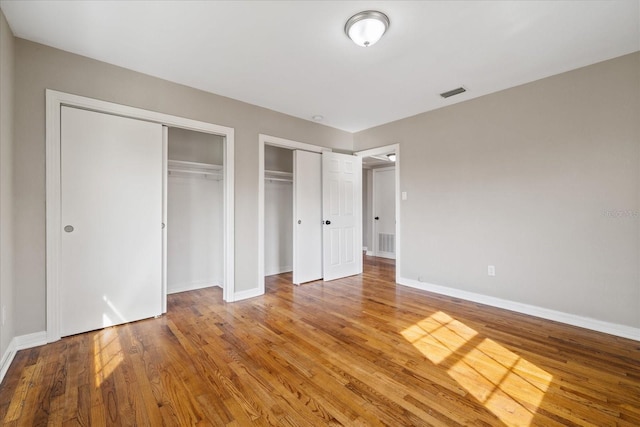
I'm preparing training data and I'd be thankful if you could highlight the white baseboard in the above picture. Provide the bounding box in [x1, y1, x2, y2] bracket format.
[15, 331, 47, 350]
[0, 340, 16, 385]
[167, 280, 221, 294]
[362, 246, 368, 251]
[397, 277, 640, 341]
[0, 331, 47, 384]
[365, 250, 374, 256]
[233, 287, 264, 302]
[264, 265, 292, 276]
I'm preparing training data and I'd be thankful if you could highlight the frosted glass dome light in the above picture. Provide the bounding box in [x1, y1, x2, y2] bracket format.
[345, 11, 390, 47]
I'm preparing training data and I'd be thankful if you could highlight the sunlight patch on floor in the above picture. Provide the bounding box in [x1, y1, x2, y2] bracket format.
[401, 310, 478, 364]
[93, 328, 123, 387]
[401, 311, 553, 426]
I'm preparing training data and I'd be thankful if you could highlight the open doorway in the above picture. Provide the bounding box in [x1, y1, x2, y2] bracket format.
[371, 166, 396, 259]
[355, 144, 401, 283]
[45, 90, 235, 342]
[258, 135, 326, 293]
[263, 145, 293, 277]
[258, 134, 363, 292]
[262, 145, 324, 285]
[166, 128, 225, 297]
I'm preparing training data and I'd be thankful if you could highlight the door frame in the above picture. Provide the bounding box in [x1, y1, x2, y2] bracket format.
[257, 134, 329, 294]
[372, 166, 396, 259]
[354, 143, 401, 282]
[46, 89, 235, 343]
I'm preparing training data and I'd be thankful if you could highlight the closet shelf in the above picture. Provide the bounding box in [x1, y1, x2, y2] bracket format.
[168, 160, 223, 179]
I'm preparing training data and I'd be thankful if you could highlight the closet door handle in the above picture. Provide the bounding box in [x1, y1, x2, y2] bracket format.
[324, 220, 331, 225]
[298, 220, 302, 224]
[64, 225, 74, 233]
[375, 216, 379, 220]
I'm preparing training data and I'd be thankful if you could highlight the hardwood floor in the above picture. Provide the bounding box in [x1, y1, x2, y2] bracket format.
[1, 256, 639, 426]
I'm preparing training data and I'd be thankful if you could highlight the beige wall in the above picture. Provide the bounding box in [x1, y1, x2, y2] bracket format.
[8, 33, 639, 337]
[168, 127, 224, 165]
[13, 39, 353, 335]
[264, 145, 293, 173]
[355, 52, 640, 328]
[0, 9, 15, 356]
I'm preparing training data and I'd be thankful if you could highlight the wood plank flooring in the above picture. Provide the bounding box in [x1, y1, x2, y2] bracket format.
[1, 256, 639, 426]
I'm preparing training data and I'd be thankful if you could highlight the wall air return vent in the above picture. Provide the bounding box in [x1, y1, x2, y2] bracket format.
[440, 87, 467, 98]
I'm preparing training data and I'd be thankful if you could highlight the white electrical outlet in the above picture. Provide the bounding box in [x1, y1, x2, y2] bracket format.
[488, 265, 496, 276]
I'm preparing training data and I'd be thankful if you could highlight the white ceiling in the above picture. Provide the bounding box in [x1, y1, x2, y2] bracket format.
[1, 1, 638, 132]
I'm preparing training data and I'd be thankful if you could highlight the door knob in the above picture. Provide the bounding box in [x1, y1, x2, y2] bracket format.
[298, 220, 302, 224]
[375, 216, 379, 220]
[324, 220, 331, 225]
[64, 225, 74, 233]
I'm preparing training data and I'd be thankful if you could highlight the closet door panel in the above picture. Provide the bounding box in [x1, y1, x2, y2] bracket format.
[60, 106, 163, 337]
[293, 150, 322, 284]
[322, 151, 362, 281]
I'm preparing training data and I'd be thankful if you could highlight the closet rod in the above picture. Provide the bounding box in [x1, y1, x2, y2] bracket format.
[265, 177, 292, 183]
[168, 169, 222, 177]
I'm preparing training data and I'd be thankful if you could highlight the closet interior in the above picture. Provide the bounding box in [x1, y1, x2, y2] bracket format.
[167, 127, 224, 294]
[264, 145, 293, 276]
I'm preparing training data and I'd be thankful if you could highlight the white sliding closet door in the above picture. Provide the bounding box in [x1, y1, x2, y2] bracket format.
[60, 106, 163, 337]
[293, 150, 322, 284]
[322, 152, 362, 281]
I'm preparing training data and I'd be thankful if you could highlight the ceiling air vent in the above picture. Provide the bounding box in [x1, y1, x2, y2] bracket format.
[440, 87, 467, 99]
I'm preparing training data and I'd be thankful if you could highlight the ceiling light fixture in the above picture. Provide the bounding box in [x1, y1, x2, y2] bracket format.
[387, 153, 396, 162]
[345, 10, 390, 47]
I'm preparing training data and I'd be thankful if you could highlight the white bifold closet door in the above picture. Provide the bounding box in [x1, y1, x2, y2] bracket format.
[60, 106, 163, 337]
